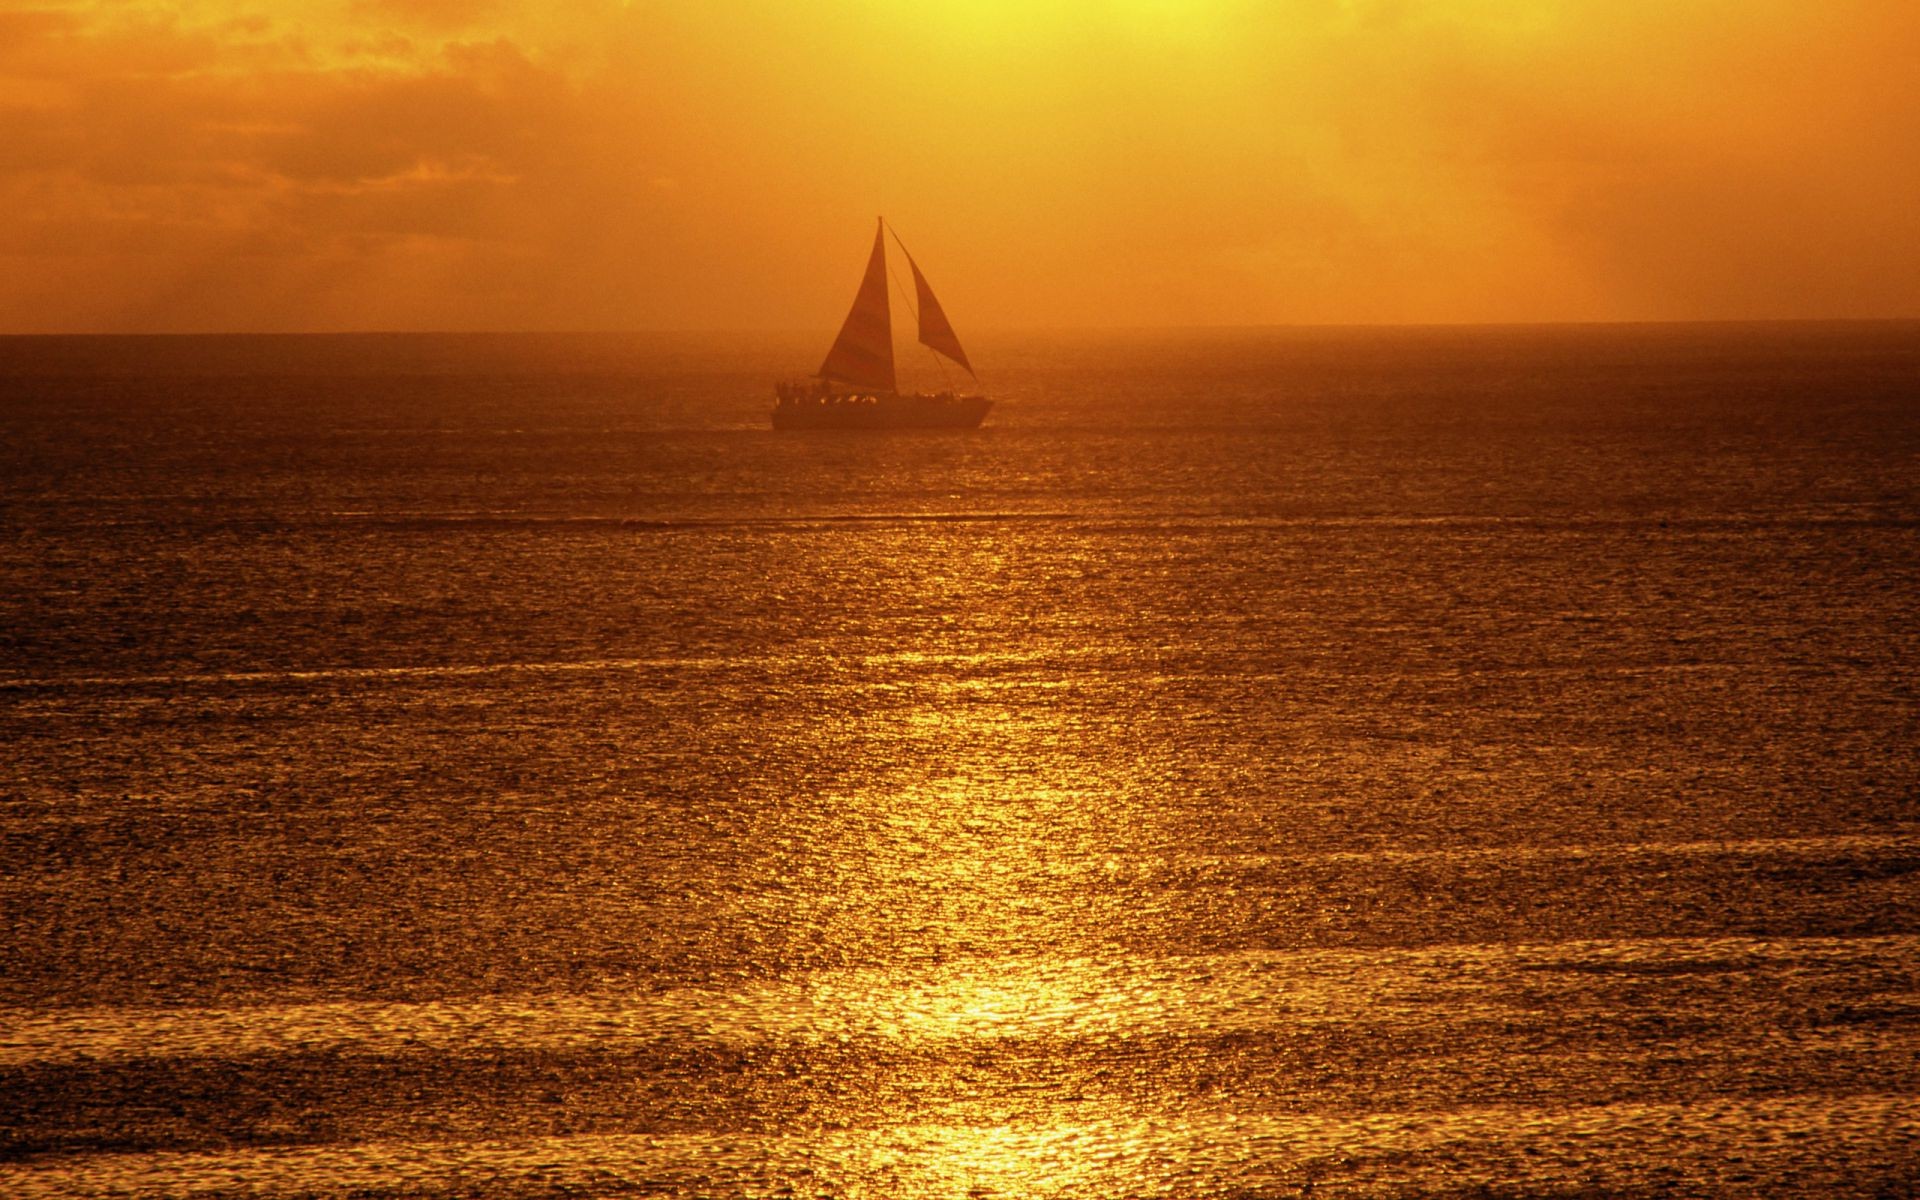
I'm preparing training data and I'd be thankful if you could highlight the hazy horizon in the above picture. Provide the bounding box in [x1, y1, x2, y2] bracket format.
[8, 314, 1920, 341]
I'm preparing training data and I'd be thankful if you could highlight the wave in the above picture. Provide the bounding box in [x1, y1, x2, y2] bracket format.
[4, 932, 1911, 1069]
[2, 1094, 1914, 1198]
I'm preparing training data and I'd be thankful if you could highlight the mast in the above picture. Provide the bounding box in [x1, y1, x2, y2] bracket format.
[816, 218, 896, 393]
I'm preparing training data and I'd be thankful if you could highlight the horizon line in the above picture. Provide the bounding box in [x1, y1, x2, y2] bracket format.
[4, 315, 1920, 340]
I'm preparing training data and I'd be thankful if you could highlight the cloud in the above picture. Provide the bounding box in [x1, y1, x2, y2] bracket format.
[0, 5, 617, 329]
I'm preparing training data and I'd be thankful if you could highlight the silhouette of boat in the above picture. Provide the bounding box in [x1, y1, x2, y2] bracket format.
[774, 219, 990, 430]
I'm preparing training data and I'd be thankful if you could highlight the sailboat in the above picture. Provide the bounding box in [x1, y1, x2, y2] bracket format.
[773, 218, 992, 430]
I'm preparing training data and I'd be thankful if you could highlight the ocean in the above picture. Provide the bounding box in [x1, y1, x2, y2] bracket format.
[1, 323, 1916, 1197]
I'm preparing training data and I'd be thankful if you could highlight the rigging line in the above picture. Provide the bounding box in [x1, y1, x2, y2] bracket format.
[883, 218, 916, 266]
[884, 250, 918, 323]
[878, 222, 919, 326]
[881, 220, 959, 392]
[881, 222, 931, 331]
[881, 233, 955, 392]
[881, 215, 917, 319]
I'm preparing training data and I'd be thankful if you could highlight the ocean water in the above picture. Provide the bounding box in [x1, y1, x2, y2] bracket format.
[1, 323, 1917, 1198]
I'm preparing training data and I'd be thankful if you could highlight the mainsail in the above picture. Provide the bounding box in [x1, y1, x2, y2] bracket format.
[817, 219, 896, 393]
[901, 245, 975, 377]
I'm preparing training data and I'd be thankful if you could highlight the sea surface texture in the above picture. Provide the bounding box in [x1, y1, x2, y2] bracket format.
[2, 324, 1917, 1198]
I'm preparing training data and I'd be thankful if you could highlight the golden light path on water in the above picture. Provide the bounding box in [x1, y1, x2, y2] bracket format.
[784, 657, 1120, 1187]
[697, 524, 1189, 1197]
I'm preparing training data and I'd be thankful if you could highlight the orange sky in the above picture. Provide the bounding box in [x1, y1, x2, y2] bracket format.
[2, 1, 1917, 333]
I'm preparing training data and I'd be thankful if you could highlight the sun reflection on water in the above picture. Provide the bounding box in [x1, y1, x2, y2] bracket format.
[779, 583, 1171, 1191]
[697, 524, 1216, 1194]
[839, 1119, 1156, 1199]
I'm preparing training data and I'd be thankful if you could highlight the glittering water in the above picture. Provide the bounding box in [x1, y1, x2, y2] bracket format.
[2, 325, 1918, 1197]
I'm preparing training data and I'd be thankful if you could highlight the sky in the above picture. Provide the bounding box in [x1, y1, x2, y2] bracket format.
[2, 0, 1917, 333]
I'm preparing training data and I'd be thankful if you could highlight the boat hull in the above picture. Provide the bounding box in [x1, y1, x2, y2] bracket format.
[772, 394, 991, 430]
